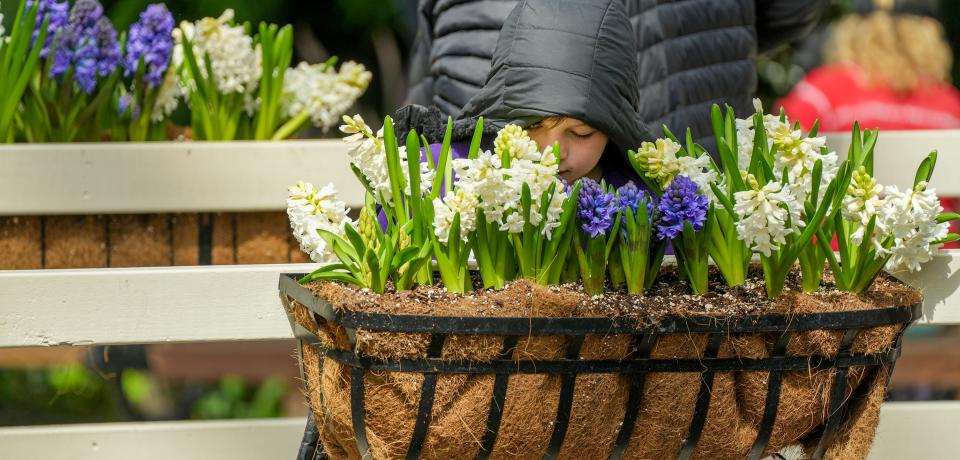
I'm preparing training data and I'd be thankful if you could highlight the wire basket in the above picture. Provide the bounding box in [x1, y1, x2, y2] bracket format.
[279, 273, 921, 460]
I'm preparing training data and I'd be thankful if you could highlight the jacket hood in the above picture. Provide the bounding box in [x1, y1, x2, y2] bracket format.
[458, 0, 654, 154]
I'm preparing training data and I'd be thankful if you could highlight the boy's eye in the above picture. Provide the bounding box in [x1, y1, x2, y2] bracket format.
[570, 130, 594, 139]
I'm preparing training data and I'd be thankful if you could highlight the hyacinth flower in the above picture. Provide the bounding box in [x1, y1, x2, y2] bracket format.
[174, 9, 261, 140]
[615, 181, 664, 295]
[112, 3, 177, 141]
[709, 102, 847, 297]
[655, 175, 711, 294]
[0, 0, 52, 142]
[814, 150, 960, 293]
[573, 178, 621, 295]
[19, 0, 122, 142]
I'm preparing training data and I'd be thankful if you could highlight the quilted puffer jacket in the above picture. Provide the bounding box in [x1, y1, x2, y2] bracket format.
[406, 0, 828, 146]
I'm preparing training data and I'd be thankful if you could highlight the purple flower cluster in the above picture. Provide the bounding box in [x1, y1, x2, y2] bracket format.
[124, 4, 174, 88]
[655, 175, 708, 241]
[616, 181, 653, 218]
[577, 178, 619, 238]
[27, 0, 69, 58]
[49, 0, 120, 94]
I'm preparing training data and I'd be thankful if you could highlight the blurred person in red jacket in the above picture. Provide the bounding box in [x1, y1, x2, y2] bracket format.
[779, 0, 960, 247]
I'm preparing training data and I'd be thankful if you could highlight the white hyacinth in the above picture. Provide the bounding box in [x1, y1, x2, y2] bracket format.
[438, 125, 567, 240]
[734, 178, 804, 257]
[433, 188, 480, 243]
[339, 114, 433, 204]
[879, 182, 948, 272]
[282, 60, 372, 131]
[151, 66, 182, 121]
[287, 181, 352, 264]
[839, 166, 947, 272]
[174, 9, 262, 96]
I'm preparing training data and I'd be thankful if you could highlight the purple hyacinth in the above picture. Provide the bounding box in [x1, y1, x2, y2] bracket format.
[616, 181, 653, 217]
[124, 4, 174, 88]
[27, 0, 69, 58]
[95, 16, 120, 76]
[577, 178, 619, 238]
[48, 0, 119, 94]
[118, 92, 140, 118]
[654, 175, 708, 241]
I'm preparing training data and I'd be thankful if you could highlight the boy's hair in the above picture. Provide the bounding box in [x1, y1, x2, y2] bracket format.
[527, 116, 565, 130]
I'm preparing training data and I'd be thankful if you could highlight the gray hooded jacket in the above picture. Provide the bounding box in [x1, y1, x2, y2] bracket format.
[406, 0, 828, 146]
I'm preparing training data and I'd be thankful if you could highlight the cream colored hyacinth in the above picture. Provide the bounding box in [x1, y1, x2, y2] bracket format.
[736, 99, 838, 204]
[286, 181, 351, 264]
[842, 167, 887, 246]
[151, 66, 182, 121]
[282, 61, 372, 131]
[173, 9, 262, 96]
[633, 137, 718, 200]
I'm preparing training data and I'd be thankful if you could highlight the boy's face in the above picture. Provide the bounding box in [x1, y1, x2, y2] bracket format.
[527, 117, 608, 184]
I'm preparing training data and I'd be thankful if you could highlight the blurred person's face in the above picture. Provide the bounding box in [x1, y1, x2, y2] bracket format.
[527, 117, 608, 183]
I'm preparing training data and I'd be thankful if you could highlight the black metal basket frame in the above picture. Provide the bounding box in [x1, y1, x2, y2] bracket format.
[279, 273, 921, 460]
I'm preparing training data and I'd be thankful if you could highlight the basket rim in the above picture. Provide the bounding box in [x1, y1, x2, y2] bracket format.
[279, 273, 922, 335]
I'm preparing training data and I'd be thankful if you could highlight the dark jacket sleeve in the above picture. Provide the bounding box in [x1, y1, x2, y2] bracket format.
[405, 0, 437, 107]
[754, 0, 830, 52]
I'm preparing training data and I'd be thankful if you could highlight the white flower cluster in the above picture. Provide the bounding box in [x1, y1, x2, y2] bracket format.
[151, 66, 183, 121]
[282, 61, 372, 131]
[433, 125, 566, 242]
[842, 167, 948, 271]
[736, 99, 838, 204]
[633, 137, 718, 200]
[339, 115, 434, 204]
[287, 181, 352, 264]
[733, 177, 804, 256]
[0, 10, 5, 46]
[882, 183, 948, 271]
[173, 9, 262, 96]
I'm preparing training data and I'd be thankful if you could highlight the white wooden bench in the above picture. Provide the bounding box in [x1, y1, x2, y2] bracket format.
[0, 134, 958, 459]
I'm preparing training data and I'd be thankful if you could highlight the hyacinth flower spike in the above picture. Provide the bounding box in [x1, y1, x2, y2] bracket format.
[815, 151, 960, 293]
[655, 175, 711, 295]
[574, 178, 622, 295]
[20, 0, 122, 142]
[113, 3, 177, 141]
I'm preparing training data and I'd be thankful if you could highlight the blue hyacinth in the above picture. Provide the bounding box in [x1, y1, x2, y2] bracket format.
[577, 178, 618, 238]
[655, 175, 708, 241]
[124, 4, 174, 88]
[27, 0, 69, 58]
[48, 0, 120, 94]
[616, 181, 653, 218]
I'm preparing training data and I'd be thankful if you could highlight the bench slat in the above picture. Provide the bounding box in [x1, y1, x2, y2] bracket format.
[1, 252, 957, 349]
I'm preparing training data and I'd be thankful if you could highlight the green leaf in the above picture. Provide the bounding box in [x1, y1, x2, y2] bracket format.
[937, 213, 960, 223]
[468, 117, 484, 160]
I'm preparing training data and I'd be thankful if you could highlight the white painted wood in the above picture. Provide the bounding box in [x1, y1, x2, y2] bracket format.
[0, 417, 302, 459]
[0, 252, 956, 349]
[0, 140, 364, 215]
[869, 402, 960, 460]
[0, 264, 311, 348]
[825, 129, 960, 195]
[0, 402, 954, 459]
[0, 131, 954, 215]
